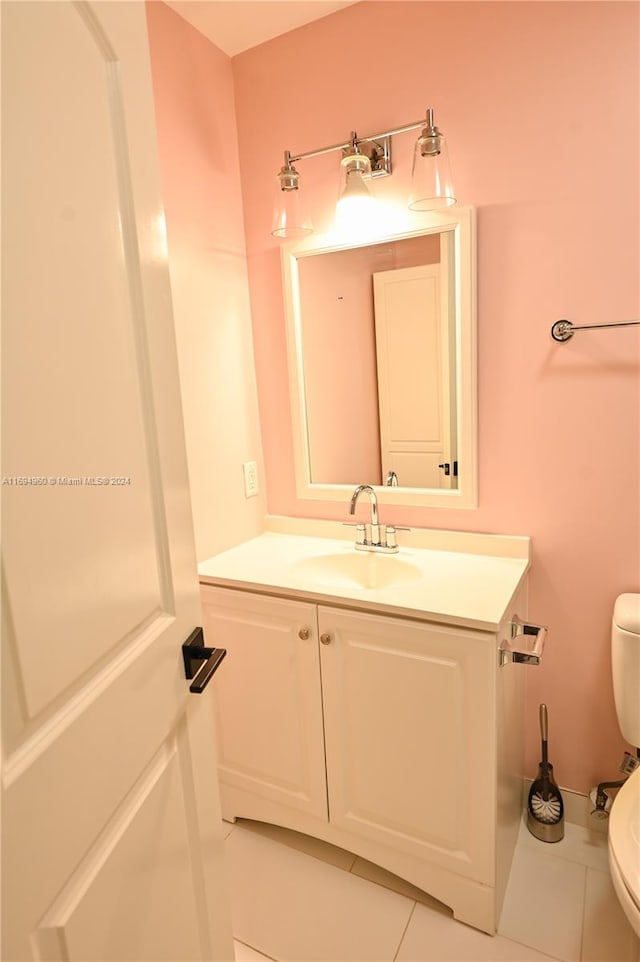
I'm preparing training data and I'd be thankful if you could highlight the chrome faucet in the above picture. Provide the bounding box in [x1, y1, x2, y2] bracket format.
[348, 484, 409, 553]
[349, 484, 380, 545]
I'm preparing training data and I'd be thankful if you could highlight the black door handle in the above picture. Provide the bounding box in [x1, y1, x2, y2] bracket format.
[182, 627, 227, 693]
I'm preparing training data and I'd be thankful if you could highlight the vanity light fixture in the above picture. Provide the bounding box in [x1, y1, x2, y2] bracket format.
[408, 108, 456, 211]
[271, 107, 456, 238]
[335, 132, 378, 232]
[271, 151, 313, 238]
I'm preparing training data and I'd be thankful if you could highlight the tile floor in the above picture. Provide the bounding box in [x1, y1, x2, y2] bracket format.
[223, 816, 640, 962]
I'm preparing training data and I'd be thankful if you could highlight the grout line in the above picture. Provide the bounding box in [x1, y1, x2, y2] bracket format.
[393, 901, 417, 962]
[578, 866, 588, 962]
[234, 938, 278, 962]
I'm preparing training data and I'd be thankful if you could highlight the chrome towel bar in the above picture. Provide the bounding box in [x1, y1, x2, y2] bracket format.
[551, 318, 640, 342]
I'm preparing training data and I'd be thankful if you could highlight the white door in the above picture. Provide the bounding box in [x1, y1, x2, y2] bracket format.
[373, 262, 454, 488]
[1, 4, 234, 959]
[201, 587, 328, 821]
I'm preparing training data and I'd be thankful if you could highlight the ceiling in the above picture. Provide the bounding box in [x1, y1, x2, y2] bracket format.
[164, 1, 357, 57]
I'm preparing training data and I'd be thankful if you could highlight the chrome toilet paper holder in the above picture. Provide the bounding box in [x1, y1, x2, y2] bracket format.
[499, 616, 548, 666]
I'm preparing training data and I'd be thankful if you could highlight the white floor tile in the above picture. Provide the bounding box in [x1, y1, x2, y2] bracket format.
[518, 816, 609, 872]
[499, 839, 585, 960]
[581, 868, 639, 962]
[233, 939, 276, 961]
[225, 825, 414, 961]
[396, 900, 558, 961]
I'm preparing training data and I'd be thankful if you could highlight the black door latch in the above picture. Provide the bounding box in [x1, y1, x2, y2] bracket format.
[182, 627, 226, 693]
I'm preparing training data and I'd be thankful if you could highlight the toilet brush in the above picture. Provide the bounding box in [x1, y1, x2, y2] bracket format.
[527, 703, 564, 842]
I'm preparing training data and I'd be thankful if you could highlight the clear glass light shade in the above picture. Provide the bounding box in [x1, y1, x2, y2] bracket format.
[335, 152, 377, 232]
[271, 170, 313, 239]
[408, 133, 456, 211]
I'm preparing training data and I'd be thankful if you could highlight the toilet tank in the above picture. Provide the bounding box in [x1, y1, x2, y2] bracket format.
[612, 593, 640, 747]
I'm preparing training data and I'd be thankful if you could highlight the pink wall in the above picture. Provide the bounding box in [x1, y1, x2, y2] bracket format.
[233, 2, 640, 792]
[146, 2, 265, 562]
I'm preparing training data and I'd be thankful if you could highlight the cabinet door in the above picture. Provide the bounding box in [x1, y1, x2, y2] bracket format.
[318, 606, 495, 883]
[202, 587, 328, 819]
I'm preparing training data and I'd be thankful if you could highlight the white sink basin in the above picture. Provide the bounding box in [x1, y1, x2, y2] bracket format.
[290, 551, 423, 590]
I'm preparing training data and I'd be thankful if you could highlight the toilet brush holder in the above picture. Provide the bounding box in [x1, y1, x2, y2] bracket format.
[527, 704, 565, 842]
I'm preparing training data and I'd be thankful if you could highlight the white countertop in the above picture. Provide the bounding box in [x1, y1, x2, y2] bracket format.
[198, 522, 531, 631]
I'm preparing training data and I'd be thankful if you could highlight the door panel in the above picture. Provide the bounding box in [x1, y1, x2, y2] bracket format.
[33, 736, 202, 962]
[202, 587, 328, 820]
[319, 606, 495, 883]
[373, 263, 453, 488]
[2, 0, 170, 720]
[1, 4, 233, 959]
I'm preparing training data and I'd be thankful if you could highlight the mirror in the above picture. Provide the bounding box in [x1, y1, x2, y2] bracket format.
[282, 206, 477, 509]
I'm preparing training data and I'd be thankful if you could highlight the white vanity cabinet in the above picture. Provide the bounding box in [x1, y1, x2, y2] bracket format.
[200, 578, 527, 934]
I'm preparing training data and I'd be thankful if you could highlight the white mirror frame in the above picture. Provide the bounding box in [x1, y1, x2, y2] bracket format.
[281, 205, 477, 509]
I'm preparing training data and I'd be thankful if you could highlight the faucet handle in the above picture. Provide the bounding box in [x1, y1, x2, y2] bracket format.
[383, 524, 410, 550]
[342, 521, 367, 545]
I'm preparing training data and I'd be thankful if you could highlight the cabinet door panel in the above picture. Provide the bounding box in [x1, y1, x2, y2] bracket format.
[319, 606, 494, 883]
[202, 587, 328, 820]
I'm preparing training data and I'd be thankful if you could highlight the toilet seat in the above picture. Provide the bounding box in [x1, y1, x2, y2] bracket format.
[608, 767, 640, 937]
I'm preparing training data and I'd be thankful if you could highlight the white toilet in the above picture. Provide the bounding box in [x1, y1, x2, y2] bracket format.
[609, 592, 640, 938]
